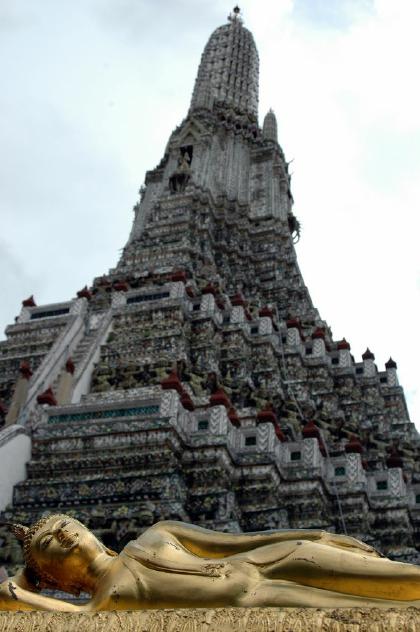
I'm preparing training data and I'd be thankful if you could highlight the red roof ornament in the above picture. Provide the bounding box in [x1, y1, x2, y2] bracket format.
[231, 292, 246, 307]
[386, 448, 403, 469]
[345, 435, 364, 454]
[114, 281, 129, 292]
[362, 348, 375, 360]
[19, 361, 32, 380]
[311, 327, 325, 340]
[274, 424, 287, 442]
[180, 390, 194, 411]
[77, 286, 92, 300]
[160, 370, 183, 395]
[209, 388, 231, 409]
[22, 295, 36, 307]
[65, 358, 75, 375]
[302, 420, 320, 439]
[385, 357, 397, 370]
[171, 270, 187, 283]
[286, 318, 300, 329]
[337, 338, 350, 350]
[202, 283, 218, 296]
[259, 306, 273, 318]
[37, 387, 57, 407]
[228, 407, 240, 428]
[257, 406, 278, 425]
[97, 276, 110, 287]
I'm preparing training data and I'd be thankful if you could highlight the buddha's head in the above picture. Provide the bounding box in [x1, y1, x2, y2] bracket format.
[10, 514, 116, 595]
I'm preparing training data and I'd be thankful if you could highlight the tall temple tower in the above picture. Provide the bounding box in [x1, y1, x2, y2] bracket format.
[0, 9, 418, 572]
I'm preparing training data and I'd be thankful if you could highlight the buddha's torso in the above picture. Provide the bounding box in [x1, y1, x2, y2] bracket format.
[123, 551, 257, 609]
[89, 526, 261, 611]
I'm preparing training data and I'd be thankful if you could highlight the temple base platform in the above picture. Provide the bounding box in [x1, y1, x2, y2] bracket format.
[1, 608, 420, 631]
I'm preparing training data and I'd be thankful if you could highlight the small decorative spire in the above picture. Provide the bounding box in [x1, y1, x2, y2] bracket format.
[37, 387, 57, 407]
[345, 435, 364, 454]
[180, 389, 194, 411]
[171, 270, 187, 283]
[113, 280, 129, 292]
[19, 361, 33, 380]
[362, 348, 375, 361]
[337, 338, 350, 350]
[65, 358, 75, 375]
[385, 357, 397, 370]
[77, 286, 92, 300]
[263, 109, 278, 142]
[259, 306, 274, 318]
[209, 388, 231, 409]
[228, 407, 240, 428]
[302, 419, 320, 439]
[231, 292, 246, 307]
[228, 6, 243, 23]
[257, 404, 277, 425]
[22, 295, 36, 308]
[312, 327, 326, 340]
[160, 370, 183, 395]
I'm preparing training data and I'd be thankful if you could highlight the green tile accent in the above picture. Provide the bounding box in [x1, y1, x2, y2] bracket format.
[48, 405, 159, 424]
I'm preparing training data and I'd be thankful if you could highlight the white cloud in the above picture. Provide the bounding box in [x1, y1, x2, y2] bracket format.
[247, 0, 420, 424]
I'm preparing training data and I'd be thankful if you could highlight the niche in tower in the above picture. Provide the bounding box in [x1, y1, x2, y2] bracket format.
[180, 145, 193, 163]
[169, 145, 193, 194]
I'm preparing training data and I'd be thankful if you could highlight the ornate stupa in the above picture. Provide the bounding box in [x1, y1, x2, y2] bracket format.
[0, 8, 418, 573]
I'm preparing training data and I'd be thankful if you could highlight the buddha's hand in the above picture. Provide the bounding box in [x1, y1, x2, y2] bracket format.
[0, 569, 39, 606]
[0, 579, 19, 606]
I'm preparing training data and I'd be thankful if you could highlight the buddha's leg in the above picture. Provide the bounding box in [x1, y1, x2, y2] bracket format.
[259, 540, 420, 601]
[242, 578, 420, 609]
[146, 522, 377, 559]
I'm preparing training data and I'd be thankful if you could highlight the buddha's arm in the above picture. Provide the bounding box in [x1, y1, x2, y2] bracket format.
[0, 576, 86, 612]
[146, 521, 378, 559]
[124, 542, 230, 577]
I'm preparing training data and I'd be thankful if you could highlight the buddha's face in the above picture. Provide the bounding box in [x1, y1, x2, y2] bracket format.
[30, 516, 105, 593]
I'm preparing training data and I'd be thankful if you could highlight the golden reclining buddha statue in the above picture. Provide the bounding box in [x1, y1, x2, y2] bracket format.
[1, 514, 420, 611]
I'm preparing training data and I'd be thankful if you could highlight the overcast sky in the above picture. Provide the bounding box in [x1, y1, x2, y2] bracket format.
[1, 0, 419, 427]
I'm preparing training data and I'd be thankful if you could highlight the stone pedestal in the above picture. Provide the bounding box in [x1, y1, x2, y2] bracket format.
[0, 608, 420, 631]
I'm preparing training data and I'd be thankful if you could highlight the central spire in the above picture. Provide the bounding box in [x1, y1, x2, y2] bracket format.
[190, 9, 259, 121]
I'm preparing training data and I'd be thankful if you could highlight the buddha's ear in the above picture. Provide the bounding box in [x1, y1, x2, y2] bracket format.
[105, 547, 118, 558]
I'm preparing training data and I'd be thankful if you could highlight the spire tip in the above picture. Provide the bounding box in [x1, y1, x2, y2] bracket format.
[228, 6, 243, 23]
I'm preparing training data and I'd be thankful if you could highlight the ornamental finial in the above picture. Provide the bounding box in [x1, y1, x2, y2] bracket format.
[228, 6, 242, 23]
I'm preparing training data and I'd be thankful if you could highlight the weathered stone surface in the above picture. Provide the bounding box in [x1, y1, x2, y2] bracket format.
[1, 608, 420, 632]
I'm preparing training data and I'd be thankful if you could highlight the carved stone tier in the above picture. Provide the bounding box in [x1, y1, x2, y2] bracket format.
[0, 10, 418, 583]
[0, 608, 420, 631]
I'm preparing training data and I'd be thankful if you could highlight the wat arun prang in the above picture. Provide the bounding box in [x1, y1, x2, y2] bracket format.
[0, 8, 418, 574]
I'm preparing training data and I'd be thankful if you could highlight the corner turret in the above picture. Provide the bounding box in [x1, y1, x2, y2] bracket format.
[263, 109, 278, 142]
